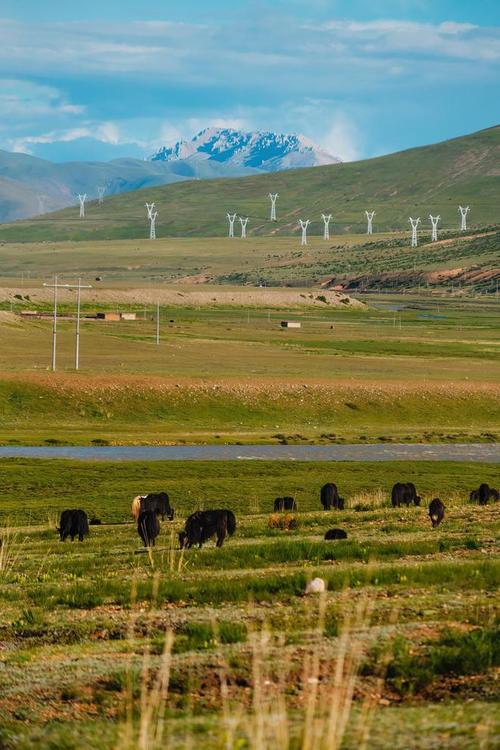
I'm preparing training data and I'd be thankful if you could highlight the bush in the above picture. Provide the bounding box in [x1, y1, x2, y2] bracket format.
[383, 627, 500, 696]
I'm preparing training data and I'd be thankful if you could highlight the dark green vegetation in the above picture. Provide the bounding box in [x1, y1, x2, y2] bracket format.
[0, 459, 498, 748]
[0, 296, 498, 445]
[1, 126, 499, 242]
[373, 627, 500, 696]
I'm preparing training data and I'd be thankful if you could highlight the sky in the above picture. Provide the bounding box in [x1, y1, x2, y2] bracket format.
[0, 1, 499, 163]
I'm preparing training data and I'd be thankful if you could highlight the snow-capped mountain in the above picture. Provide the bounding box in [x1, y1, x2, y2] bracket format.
[0, 128, 340, 222]
[150, 128, 340, 172]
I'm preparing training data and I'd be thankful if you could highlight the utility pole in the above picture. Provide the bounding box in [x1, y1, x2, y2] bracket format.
[75, 278, 92, 370]
[227, 213, 237, 238]
[365, 210, 375, 235]
[78, 194, 87, 219]
[299, 219, 311, 246]
[321, 214, 332, 240]
[458, 205, 470, 231]
[409, 217, 420, 248]
[43, 275, 72, 371]
[269, 193, 278, 222]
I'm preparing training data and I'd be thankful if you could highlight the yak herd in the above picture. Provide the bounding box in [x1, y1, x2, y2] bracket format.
[57, 481, 498, 549]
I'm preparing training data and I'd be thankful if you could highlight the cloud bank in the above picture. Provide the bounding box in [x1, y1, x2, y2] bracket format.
[0, 13, 498, 161]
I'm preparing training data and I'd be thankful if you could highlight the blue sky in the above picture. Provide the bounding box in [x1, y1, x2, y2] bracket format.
[0, 1, 499, 162]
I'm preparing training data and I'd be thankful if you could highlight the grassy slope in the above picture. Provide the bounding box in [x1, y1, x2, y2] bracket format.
[0, 299, 498, 444]
[1, 126, 499, 242]
[0, 459, 498, 748]
[0, 228, 498, 289]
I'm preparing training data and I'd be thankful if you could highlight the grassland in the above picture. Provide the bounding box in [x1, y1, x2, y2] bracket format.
[0, 294, 498, 445]
[0, 458, 498, 749]
[0, 226, 498, 293]
[1, 126, 499, 243]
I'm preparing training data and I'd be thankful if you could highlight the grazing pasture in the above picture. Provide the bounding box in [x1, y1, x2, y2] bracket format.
[0, 294, 498, 445]
[0, 226, 498, 291]
[0, 458, 498, 749]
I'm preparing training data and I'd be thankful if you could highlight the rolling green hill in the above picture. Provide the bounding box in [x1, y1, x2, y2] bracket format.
[0, 126, 498, 244]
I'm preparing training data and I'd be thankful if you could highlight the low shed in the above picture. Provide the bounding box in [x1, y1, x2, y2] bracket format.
[96, 312, 136, 321]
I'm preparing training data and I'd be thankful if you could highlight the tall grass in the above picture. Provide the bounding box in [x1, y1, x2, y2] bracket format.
[0, 525, 24, 579]
[116, 593, 376, 749]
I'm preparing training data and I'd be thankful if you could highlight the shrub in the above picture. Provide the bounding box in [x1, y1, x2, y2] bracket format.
[382, 627, 500, 696]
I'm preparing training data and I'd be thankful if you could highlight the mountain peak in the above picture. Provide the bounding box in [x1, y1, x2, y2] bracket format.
[150, 127, 340, 172]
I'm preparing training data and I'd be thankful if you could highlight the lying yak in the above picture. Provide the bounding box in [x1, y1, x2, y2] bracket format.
[429, 498, 445, 528]
[274, 496, 297, 511]
[58, 509, 89, 542]
[320, 483, 345, 510]
[324, 528, 348, 540]
[391, 482, 421, 507]
[137, 510, 161, 547]
[470, 483, 499, 505]
[131, 492, 174, 521]
[179, 509, 236, 549]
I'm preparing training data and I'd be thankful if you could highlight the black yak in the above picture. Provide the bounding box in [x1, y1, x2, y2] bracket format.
[391, 482, 421, 507]
[470, 485, 498, 504]
[429, 498, 445, 528]
[131, 492, 174, 521]
[274, 496, 297, 511]
[324, 528, 347, 540]
[142, 492, 174, 520]
[58, 509, 89, 542]
[179, 509, 236, 549]
[137, 510, 160, 547]
[320, 483, 344, 510]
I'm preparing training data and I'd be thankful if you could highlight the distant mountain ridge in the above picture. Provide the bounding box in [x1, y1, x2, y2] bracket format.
[150, 128, 340, 171]
[0, 128, 339, 223]
[3, 125, 498, 243]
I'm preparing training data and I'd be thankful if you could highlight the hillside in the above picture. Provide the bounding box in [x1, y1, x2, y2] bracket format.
[0, 129, 337, 223]
[0, 126, 498, 243]
[0, 149, 262, 223]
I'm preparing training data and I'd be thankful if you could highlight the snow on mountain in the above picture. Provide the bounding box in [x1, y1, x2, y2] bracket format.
[150, 128, 340, 172]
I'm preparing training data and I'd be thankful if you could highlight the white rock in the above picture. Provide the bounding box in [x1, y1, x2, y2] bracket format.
[305, 577, 326, 594]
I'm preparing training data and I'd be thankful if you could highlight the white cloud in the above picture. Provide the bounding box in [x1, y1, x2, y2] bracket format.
[8, 121, 148, 155]
[0, 16, 497, 87]
[0, 79, 85, 120]
[0, 14, 498, 161]
[318, 19, 500, 62]
[321, 115, 361, 162]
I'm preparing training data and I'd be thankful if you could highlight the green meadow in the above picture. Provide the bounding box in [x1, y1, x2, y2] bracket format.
[0, 295, 498, 445]
[0, 458, 498, 749]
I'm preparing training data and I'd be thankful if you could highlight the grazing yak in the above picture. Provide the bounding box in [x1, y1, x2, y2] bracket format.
[137, 510, 160, 547]
[58, 509, 89, 542]
[429, 498, 445, 528]
[470, 483, 499, 505]
[391, 482, 421, 507]
[320, 483, 345, 510]
[179, 509, 236, 549]
[324, 528, 347, 540]
[274, 496, 297, 512]
[131, 492, 174, 521]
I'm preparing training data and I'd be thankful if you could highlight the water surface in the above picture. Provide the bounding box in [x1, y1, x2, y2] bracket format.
[0, 444, 498, 462]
